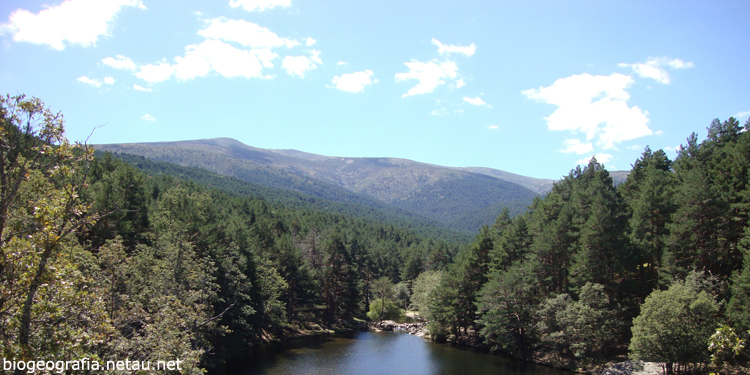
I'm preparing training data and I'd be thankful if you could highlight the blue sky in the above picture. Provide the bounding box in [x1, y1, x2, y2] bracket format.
[1, 0, 748, 179]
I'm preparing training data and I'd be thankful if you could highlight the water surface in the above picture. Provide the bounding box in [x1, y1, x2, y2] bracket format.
[236, 331, 569, 375]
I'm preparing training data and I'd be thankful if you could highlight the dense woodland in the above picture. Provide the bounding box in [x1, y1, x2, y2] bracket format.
[0, 95, 461, 374]
[1, 93, 749, 374]
[421, 117, 750, 374]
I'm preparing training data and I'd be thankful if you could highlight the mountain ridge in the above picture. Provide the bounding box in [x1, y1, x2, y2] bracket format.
[98, 137, 556, 192]
[94, 137, 627, 231]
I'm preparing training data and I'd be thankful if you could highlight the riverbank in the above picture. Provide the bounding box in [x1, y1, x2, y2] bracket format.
[259, 321, 693, 375]
[600, 361, 662, 375]
[368, 320, 426, 335]
[256, 319, 368, 345]
[364, 322, 661, 375]
[241, 329, 571, 375]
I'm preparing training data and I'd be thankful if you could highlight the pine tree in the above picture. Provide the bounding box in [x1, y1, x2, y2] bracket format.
[475, 264, 536, 359]
[664, 166, 729, 282]
[623, 147, 675, 291]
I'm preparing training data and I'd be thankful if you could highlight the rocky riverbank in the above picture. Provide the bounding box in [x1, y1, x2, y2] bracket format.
[368, 320, 427, 336]
[600, 361, 662, 375]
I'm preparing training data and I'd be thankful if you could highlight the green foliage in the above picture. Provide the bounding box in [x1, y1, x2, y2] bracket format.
[629, 275, 721, 373]
[421, 118, 750, 370]
[475, 265, 536, 359]
[622, 147, 675, 291]
[708, 325, 746, 366]
[85, 153, 150, 249]
[535, 283, 619, 365]
[319, 235, 359, 324]
[366, 299, 403, 322]
[489, 210, 529, 272]
[409, 270, 442, 318]
[729, 228, 750, 330]
[0, 94, 106, 362]
[392, 282, 410, 311]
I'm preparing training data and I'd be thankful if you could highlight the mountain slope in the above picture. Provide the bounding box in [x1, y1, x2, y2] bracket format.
[95, 138, 540, 231]
[457, 167, 555, 194]
[109, 152, 472, 242]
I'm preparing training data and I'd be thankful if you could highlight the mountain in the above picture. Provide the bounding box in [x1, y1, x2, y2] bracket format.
[95, 138, 542, 232]
[110, 152, 472, 242]
[456, 167, 555, 194]
[609, 170, 631, 185]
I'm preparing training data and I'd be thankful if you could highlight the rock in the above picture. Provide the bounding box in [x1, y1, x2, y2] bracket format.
[601, 361, 662, 375]
[367, 321, 428, 335]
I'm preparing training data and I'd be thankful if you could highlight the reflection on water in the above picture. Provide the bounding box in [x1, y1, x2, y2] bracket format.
[233, 331, 569, 375]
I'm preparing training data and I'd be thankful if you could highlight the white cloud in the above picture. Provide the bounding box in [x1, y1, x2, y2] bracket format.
[577, 153, 612, 166]
[337, 61, 347, 66]
[102, 55, 136, 70]
[663, 145, 680, 154]
[666, 59, 694, 69]
[141, 114, 155, 121]
[136, 61, 175, 83]
[198, 18, 298, 48]
[523, 73, 652, 150]
[229, 0, 291, 12]
[395, 59, 459, 97]
[2, 0, 145, 50]
[306, 37, 316, 46]
[173, 39, 266, 80]
[488, 125, 498, 130]
[735, 110, 750, 119]
[619, 57, 694, 84]
[78, 75, 102, 87]
[628, 144, 643, 150]
[330, 70, 375, 93]
[455, 78, 466, 88]
[309, 49, 322, 64]
[283, 55, 315, 77]
[76, 75, 114, 87]
[431, 38, 476, 56]
[116, 18, 289, 84]
[133, 84, 152, 91]
[655, 130, 664, 135]
[463, 96, 492, 108]
[454, 109, 464, 114]
[252, 48, 279, 68]
[172, 47, 211, 80]
[561, 139, 594, 154]
[280, 50, 322, 77]
[430, 108, 448, 116]
[153, 46, 264, 82]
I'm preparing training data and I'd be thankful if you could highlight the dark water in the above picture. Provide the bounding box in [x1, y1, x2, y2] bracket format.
[236, 331, 569, 375]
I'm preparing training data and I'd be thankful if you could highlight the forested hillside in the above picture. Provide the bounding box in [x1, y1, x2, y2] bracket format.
[95, 138, 539, 232]
[105, 152, 472, 243]
[0, 95, 462, 374]
[416, 117, 750, 373]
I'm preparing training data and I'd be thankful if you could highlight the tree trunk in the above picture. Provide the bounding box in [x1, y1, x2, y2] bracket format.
[16, 245, 54, 375]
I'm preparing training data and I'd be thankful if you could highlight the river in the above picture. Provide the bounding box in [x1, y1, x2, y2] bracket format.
[232, 331, 570, 375]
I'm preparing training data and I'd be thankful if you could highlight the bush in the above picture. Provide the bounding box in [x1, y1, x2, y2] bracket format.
[629, 276, 721, 374]
[366, 299, 403, 321]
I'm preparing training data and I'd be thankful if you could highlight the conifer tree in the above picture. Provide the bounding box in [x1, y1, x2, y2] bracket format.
[623, 147, 675, 290]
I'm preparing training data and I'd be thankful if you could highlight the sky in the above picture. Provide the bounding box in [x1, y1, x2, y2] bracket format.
[1, 0, 749, 179]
